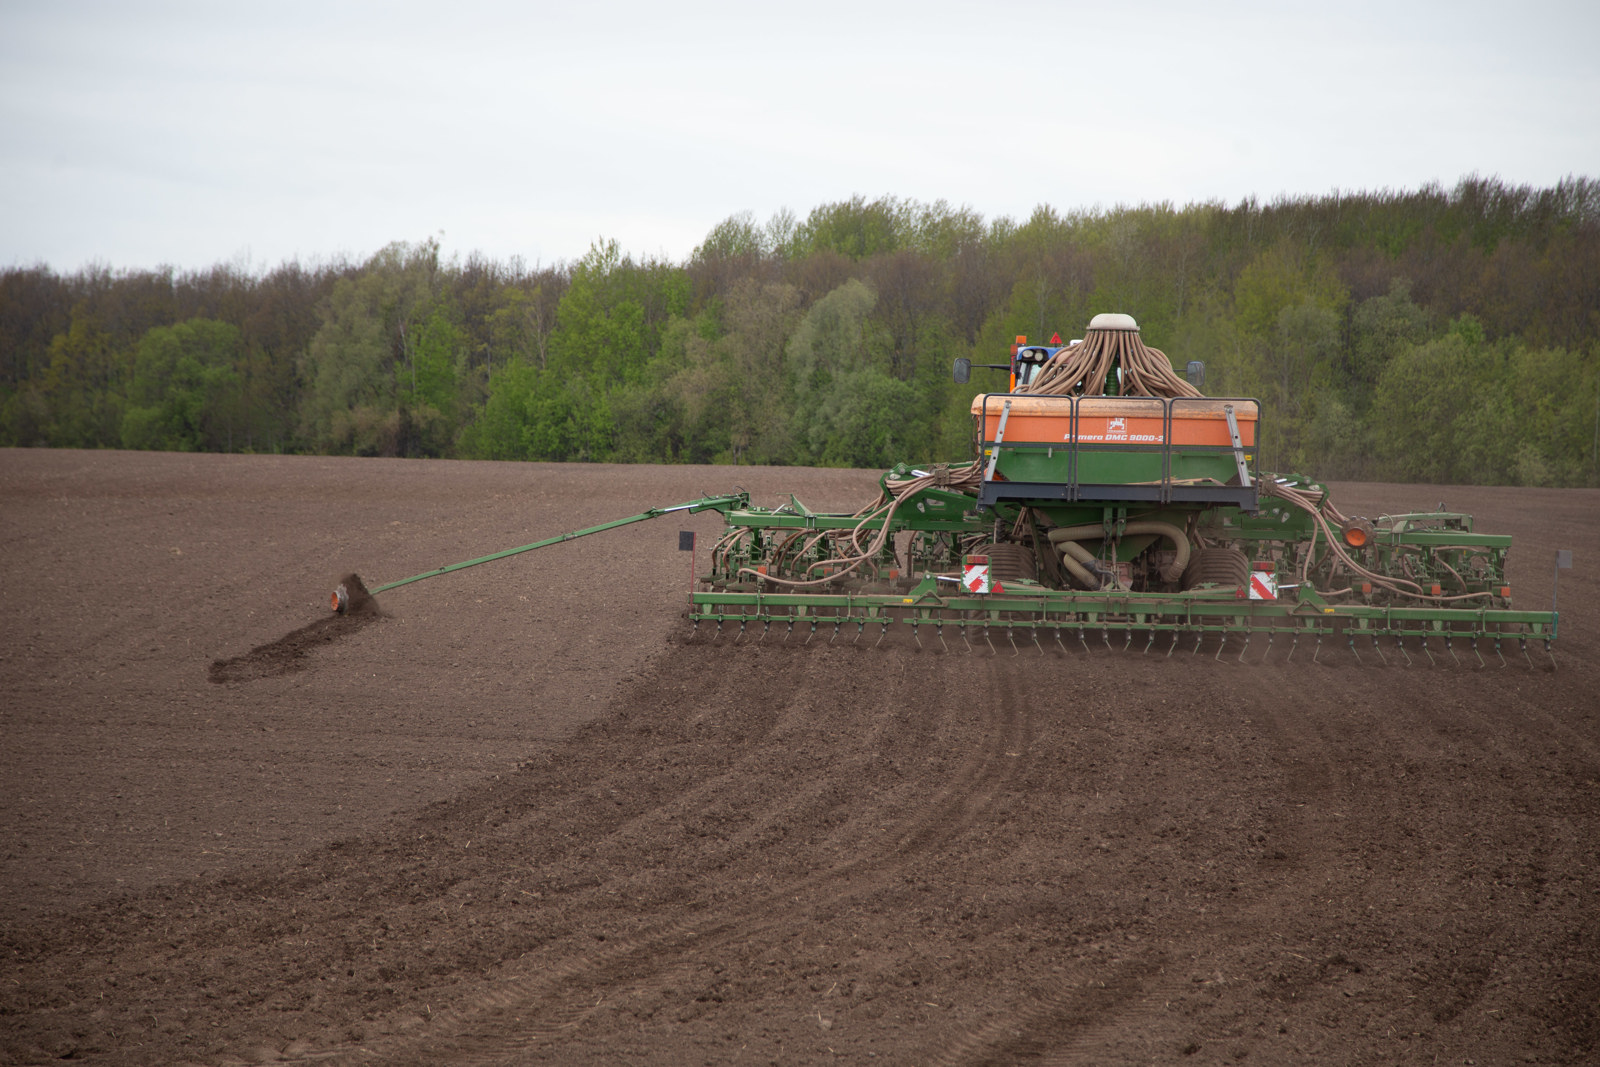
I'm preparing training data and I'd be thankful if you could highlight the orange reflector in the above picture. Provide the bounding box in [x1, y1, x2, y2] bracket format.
[756, 564, 768, 575]
[1430, 583, 1442, 596]
[889, 568, 900, 580]
[1344, 527, 1368, 548]
[1361, 582, 1373, 595]
[1500, 586, 1511, 598]
[1015, 335, 1027, 345]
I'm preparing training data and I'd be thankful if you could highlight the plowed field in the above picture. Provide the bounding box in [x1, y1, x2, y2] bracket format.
[3, 449, 1597, 1066]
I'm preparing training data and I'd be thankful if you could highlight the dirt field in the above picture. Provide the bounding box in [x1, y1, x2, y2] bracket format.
[2, 449, 1597, 1066]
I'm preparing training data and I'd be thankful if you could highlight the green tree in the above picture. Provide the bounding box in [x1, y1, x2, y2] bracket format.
[120, 319, 243, 451]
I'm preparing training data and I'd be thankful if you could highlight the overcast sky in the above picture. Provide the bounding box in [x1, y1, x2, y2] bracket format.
[4, 0, 1597, 275]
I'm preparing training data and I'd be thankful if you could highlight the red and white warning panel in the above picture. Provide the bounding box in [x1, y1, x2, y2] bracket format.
[963, 555, 991, 594]
[1248, 562, 1278, 601]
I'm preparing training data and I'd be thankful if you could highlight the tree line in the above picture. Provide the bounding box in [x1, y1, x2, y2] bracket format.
[3, 175, 1598, 486]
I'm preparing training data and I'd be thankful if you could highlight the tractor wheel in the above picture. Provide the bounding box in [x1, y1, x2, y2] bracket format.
[979, 542, 1038, 585]
[1181, 546, 1249, 591]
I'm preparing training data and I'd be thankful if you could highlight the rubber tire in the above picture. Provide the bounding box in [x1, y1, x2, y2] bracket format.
[978, 542, 1038, 585]
[1181, 546, 1249, 591]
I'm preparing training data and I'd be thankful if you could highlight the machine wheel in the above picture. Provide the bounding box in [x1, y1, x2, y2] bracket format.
[979, 542, 1038, 585]
[1181, 546, 1249, 591]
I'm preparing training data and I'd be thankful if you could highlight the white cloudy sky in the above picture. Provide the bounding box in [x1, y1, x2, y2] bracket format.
[3, 0, 1597, 273]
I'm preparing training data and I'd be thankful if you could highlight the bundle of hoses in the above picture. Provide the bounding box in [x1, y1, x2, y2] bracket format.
[730, 461, 986, 588]
[1048, 522, 1190, 590]
[1017, 318, 1201, 399]
[1260, 479, 1494, 603]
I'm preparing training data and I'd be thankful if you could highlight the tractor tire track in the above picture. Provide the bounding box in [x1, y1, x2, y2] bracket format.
[291, 646, 1038, 1065]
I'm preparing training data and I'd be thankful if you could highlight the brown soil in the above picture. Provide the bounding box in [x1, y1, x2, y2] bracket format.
[2, 449, 1597, 1066]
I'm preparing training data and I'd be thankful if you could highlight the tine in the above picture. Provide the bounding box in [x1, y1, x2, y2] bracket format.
[1123, 629, 1133, 653]
[1545, 640, 1556, 671]
[1055, 627, 1067, 654]
[1238, 631, 1250, 663]
[1103, 628, 1113, 652]
[1473, 640, 1485, 669]
[1313, 634, 1322, 664]
[1193, 631, 1204, 656]
[1079, 627, 1091, 654]
[874, 621, 887, 649]
[1287, 633, 1297, 663]
[1349, 635, 1362, 665]
[734, 620, 746, 644]
[1422, 635, 1435, 666]
[1519, 639, 1531, 669]
[829, 621, 840, 645]
[939, 627, 948, 653]
[715, 620, 725, 645]
[1446, 638, 1460, 668]
[1144, 630, 1155, 655]
[690, 619, 701, 643]
[962, 627, 973, 654]
[1396, 635, 1411, 667]
[852, 621, 863, 645]
[1261, 632, 1274, 665]
[986, 630, 997, 657]
[1495, 640, 1506, 668]
[1166, 630, 1178, 658]
[1372, 636, 1387, 667]
[1008, 630, 1019, 657]
[805, 621, 816, 646]
[1215, 632, 1227, 661]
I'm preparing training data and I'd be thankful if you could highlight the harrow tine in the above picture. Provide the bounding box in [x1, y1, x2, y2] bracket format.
[1215, 632, 1226, 661]
[1261, 632, 1274, 664]
[758, 620, 770, 644]
[984, 628, 996, 656]
[1166, 630, 1178, 658]
[1103, 628, 1113, 653]
[1445, 637, 1459, 668]
[1519, 638, 1531, 669]
[784, 619, 795, 644]
[962, 626, 973, 654]
[829, 620, 841, 645]
[912, 623, 922, 650]
[1472, 639, 1485, 669]
[853, 620, 864, 645]
[1313, 634, 1322, 664]
[734, 619, 747, 643]
[1349, 635, 1361, 664]
[1371, 635, 1387, 667]
[1396, 635, 1410, 667]
[1007, 629, 1018, 657]
[1123, 629, 1133, 653]
[1144, 630, 1155, 655]
[1422, 635, 1435, 666]
[1079, 627, 1091, 654]
[691, 619, 701, 643]
[1238, 631, 1250, 663]
[938, 625, 948, 653]
[1494, 639, 1506, 668]
[1286, 633, 1297, 663]
[715, 619, 725, 644]
[805, 620, 817, 646]
[1545, 640, 1556, 671]
[1193, 631, 1203, 656]
[1032, 628, 1044, 656]
[1055, 628, 1067, 655]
